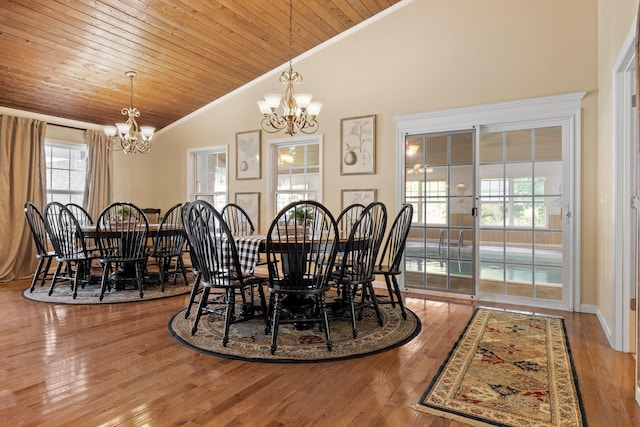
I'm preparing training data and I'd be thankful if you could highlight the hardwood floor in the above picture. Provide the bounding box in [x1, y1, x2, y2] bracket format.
[1, 277, 639, 426]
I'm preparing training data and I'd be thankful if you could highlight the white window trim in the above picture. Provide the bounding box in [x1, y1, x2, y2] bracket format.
[395, 91, 584, 312]
[186, 145, 228, 203]
[266, 134, 323, 218]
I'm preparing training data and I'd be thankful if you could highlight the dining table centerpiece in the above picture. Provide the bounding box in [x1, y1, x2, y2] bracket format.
[293, 206, 314, 224]
[291, 206, 315, 234]
[115, 205, 133, 221]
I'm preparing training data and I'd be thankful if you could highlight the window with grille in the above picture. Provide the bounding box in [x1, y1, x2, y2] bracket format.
[480, 176, 547, 227]
[270, 137, 322, 214]
[45, 142, 87, 204]
[189, 148, 228, 210]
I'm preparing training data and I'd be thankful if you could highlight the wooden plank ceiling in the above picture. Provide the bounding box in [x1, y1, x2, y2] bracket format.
[0, 0, 401, 130]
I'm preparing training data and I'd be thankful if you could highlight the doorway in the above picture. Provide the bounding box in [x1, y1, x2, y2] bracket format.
[396, 92, 583, 310]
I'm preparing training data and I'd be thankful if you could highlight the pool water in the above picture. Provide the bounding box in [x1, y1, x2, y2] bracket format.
[405, 243, 563, 286]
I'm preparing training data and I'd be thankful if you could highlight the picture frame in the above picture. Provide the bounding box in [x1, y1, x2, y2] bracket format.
[340, 114, 376, 175]
[235, 192, 260, 231]
[236, 130, 261, 180]
[341, 189, 377, 210]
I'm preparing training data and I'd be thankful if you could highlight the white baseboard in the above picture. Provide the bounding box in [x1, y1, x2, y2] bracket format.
[581, 303, 615, 349]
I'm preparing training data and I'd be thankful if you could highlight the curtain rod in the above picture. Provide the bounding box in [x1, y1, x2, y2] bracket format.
[47, 123, 87, 132]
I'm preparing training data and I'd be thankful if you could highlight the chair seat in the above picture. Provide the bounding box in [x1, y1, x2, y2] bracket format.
[100, 256, 147, 263]
[268, 281, 330, 295]
[153, 248, 183, 257]
[58, 252, 99, 263]
[38, 250, 57, 259]
[372, 265, 400, 276]
[330, 269, 370, 284]
[200, 277, 253, 290]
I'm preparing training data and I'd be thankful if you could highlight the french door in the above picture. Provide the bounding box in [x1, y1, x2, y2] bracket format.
[403, 120, 571, 307]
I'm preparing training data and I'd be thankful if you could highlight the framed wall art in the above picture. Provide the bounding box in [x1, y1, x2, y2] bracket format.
[236, 130, 261, 180]
[341, 189, 377, 209]
[235, 192, 260, 230]
[340, 114, 376, 175]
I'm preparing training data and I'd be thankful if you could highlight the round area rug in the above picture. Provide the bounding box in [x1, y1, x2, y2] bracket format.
[168, 303, 421, 363]
[22, 276, 192, 304]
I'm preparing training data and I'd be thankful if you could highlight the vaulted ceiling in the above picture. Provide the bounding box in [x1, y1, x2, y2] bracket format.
[0, 0, 402, 130]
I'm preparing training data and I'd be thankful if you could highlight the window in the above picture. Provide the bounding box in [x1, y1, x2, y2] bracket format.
[189, 148, 227, 210]
[270, 136, 322, 214]
[405, 180, 422, 223]
[479, 178, 505, 226]
[45, 142, 87, 204]
[425, 180, 448, 225]
[480, 175, 547, 227]
[406, 179, 447, 225]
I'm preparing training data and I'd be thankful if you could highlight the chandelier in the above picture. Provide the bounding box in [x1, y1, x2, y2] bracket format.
[103, 71, 155, 154]
[257, 0, 322, 136]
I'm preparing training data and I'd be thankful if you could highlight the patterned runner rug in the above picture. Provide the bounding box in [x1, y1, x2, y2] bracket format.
[168, 302, 421, 363]
[414, 307, 587, 426]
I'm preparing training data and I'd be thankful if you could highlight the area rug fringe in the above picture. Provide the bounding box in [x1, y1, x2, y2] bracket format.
[410, 403, 492, 426]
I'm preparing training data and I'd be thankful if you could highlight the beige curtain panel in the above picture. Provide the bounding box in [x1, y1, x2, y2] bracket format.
[0, 115, 47, 282]
[83, 129, 112, 221]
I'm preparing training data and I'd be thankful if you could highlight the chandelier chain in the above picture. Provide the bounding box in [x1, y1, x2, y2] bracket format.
[288, 0, 293, 70]
[129, 73, 134, 108]
[256, 0, 322, 136]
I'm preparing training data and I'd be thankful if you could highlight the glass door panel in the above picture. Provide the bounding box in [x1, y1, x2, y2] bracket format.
[478, 125, 564, 302]
[505, 129, 533, 162]
[404, 130, 475, 295]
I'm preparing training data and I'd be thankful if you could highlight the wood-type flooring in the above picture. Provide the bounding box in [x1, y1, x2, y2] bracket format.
[1, 278, 638, 426]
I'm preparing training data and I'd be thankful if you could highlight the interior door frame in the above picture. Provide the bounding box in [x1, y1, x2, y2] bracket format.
[635, 9, 640, 406]
[612, 21, 637, 354]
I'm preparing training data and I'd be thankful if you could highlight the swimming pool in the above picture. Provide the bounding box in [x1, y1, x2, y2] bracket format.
[405, 241, 563, 285]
